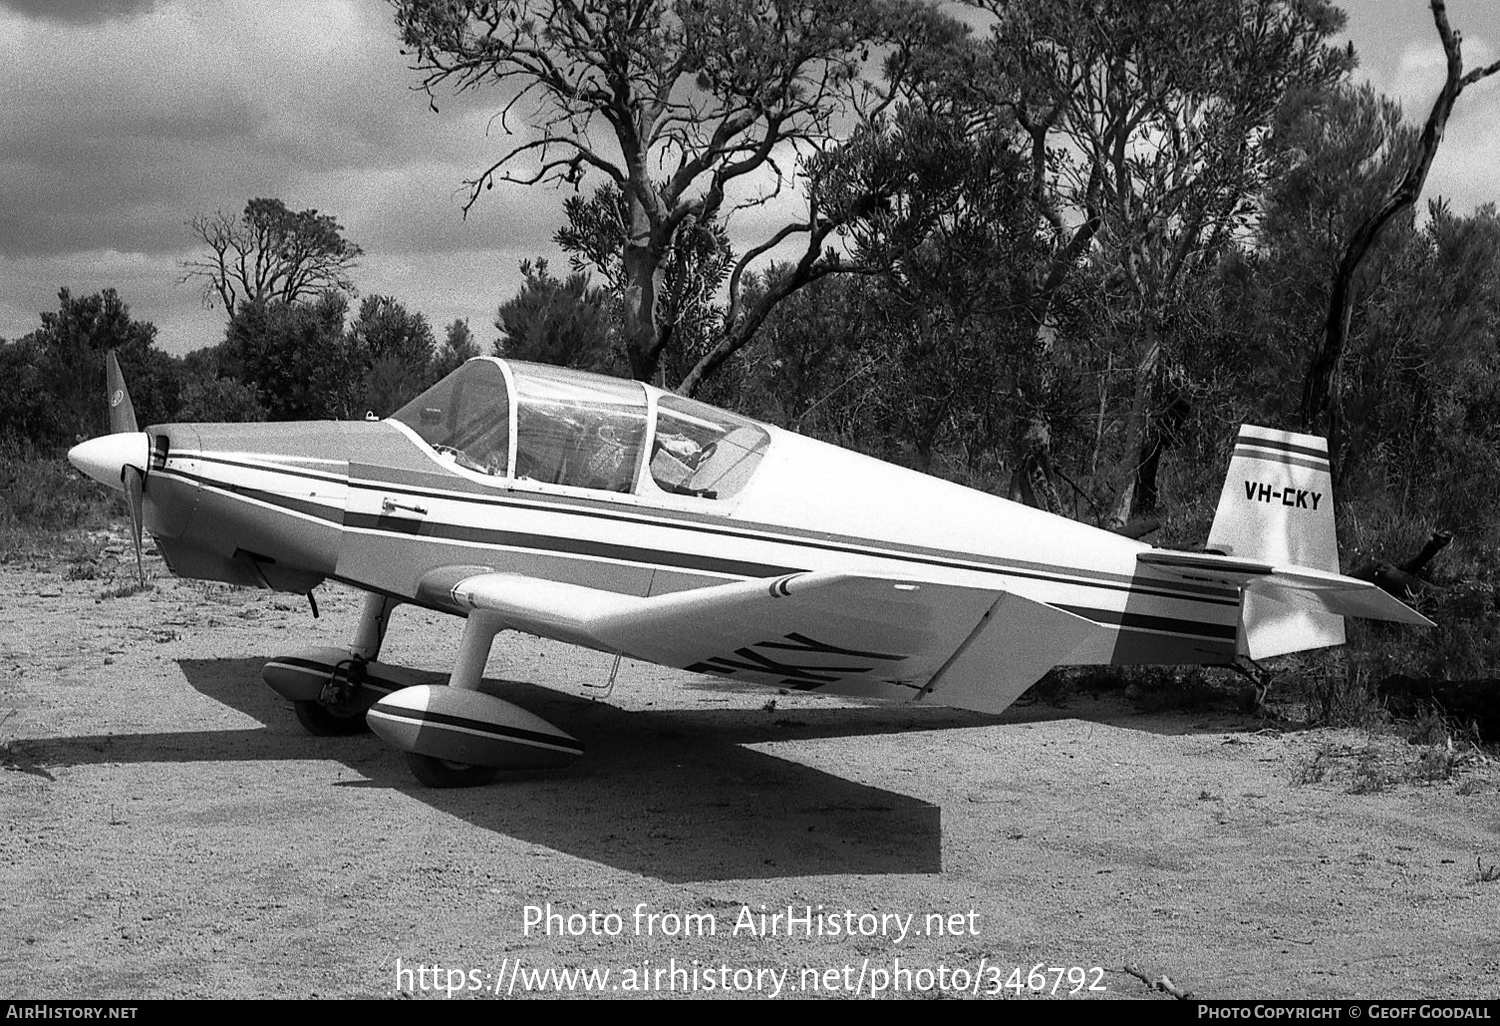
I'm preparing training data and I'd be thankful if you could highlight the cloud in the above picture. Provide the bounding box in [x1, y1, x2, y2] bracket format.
[0, 0, 157, 25]
[0, 247, 196, 347]
[0, 0, 570, 351]
[10, 0, 1492, 356]
[0, 1, 529, 258]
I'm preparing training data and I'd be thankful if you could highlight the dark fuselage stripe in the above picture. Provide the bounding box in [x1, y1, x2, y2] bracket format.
[353, 501, 1237, 607]
[162, 468, 344, 524]
[343, 512, 803, 579]
[185, 451, 347, 484]
[1058, 605, 1238, 641]
[176, 449, 1230, 598]
[166, 453, 1240, 608]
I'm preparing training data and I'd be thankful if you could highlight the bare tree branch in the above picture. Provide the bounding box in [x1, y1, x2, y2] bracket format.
[1299, 0, 1500, 440]
[394, 0, 944, 383]
[179, 200, 362, 313]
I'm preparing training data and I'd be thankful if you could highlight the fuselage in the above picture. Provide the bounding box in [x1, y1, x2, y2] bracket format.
[131, 358, 1240, 669]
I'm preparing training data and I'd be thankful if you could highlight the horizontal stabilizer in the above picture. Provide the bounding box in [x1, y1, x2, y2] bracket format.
[1138, 550, 1433, 627]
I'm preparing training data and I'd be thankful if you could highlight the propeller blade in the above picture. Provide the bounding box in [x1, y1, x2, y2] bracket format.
[104, 350, 147, 584]
[105, 350, 138, 435]
[123, 464, 146, 586]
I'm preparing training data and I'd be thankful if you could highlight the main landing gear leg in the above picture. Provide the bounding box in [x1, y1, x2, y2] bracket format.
[293, 592, 399, 736]
[349, 591, 396, 662]
[448, 610, 503, 691]
[404, 611, 504, 788]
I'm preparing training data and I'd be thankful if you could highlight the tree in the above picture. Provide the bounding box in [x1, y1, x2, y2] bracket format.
[347, 296, 436, 374]
[431, 318, 481, 380]
[495, 259, 621, 373]
[0, 338, 45, 444]
[180, 198, 364, 312]
[805, 105, 1063, 489]
[960, 0, 1353, 524]
[347, 295, 438, 416]
[555, 181, 730, 377]
[1299, 0, 1500, 442]
[175, 373, 266, 423]
[224, 293, 357, 420]
[393, 0, 952, 386]
[1342, 202, 1500, 525]
[716, 271, 879, 441]
[1236, 82, 1415, 435]
[8, 289, 171, 446]
[363, 352, 428, 419]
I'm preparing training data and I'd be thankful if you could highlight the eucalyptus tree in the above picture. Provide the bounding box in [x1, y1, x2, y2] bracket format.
[181, 198, 363, 312]
[960, 0, 1353, 524]
[1299, 0, 1500, 441]
[392, 0, 955, 389]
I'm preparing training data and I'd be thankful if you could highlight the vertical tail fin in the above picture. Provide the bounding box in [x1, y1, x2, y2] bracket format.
[1207, 425, 1343, 659]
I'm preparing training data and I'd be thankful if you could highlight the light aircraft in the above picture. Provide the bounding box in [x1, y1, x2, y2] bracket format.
[68, 353, 1432, 787]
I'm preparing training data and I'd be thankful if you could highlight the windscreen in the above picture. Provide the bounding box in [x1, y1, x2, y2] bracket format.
[391, 359, 511, 476]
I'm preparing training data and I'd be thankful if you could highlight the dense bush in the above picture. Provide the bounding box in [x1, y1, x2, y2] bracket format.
[0, 438, 118, 544]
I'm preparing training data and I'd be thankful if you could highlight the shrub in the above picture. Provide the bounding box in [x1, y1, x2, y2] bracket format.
[0, 437, 118, 543]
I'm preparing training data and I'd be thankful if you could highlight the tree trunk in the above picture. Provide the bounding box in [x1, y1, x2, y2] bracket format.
[1006, 210, 1101, 512]
[621, 201, 667, 383]
[1108, 318, 1162, 530]
[1299, 0, 1500, 437]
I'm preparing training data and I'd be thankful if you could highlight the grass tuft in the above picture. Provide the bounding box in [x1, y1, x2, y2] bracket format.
[1289, 749, 1329, 786]
[96, 581, 153, 601]
[1347, 749, 1388, 794]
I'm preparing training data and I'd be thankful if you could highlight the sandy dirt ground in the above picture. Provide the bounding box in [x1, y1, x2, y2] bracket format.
[2, 537, 1498, 1001]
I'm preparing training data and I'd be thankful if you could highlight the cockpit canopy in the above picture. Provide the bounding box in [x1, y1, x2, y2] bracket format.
[392, 359, 771, 501]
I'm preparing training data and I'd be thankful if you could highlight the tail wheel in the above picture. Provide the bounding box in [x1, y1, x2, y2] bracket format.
[405, 753, 499, 788]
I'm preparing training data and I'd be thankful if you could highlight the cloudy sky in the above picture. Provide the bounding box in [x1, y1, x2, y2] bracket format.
[2, 0, 1497, 357]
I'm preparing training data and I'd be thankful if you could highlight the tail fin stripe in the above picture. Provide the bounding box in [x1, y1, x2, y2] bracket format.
[1236, 437, 1328, 456]
[1232, 449, 1330, 472]
[1234, 435, 1327, 456]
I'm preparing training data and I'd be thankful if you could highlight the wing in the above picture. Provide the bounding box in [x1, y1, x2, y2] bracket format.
[417, 568, 1109, 715]
[1137, 550, 1433, 626]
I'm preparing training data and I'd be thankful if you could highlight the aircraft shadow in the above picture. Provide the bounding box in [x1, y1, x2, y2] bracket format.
[31, 657, 959, 882]
[30, 657, 1250, 882]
